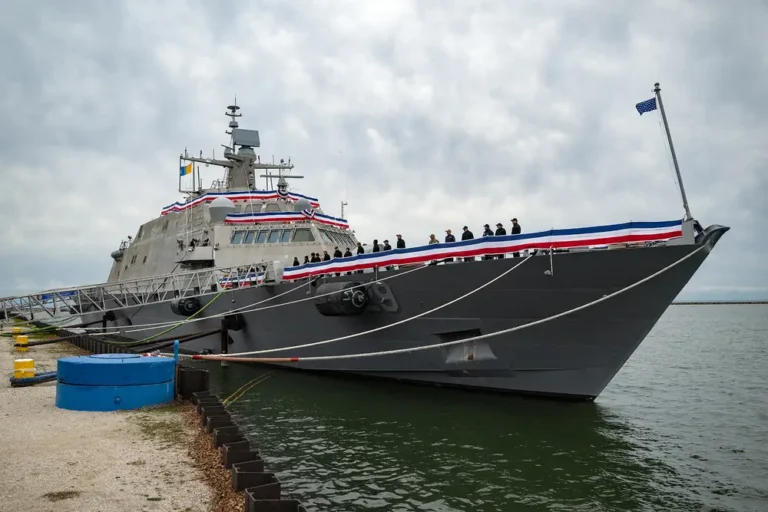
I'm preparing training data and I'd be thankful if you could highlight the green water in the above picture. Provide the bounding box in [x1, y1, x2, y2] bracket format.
[199, 305, 768, 511]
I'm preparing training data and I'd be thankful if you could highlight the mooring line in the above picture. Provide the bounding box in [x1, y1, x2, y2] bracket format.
[210, 255, 533, 357]
[83, 263, 429, 335]
[186, 244, 707, 364]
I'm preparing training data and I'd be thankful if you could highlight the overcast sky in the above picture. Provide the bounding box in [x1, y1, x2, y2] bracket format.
[0, 0, 765, 300]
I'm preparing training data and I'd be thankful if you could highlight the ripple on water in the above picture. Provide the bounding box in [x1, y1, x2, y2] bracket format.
[215, 305, 768, 512]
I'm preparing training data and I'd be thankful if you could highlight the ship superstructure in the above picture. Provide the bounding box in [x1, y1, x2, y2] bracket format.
[107, 103, 358, 283]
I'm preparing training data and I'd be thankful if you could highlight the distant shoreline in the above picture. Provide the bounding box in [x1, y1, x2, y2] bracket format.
[672, 301, 768, 305]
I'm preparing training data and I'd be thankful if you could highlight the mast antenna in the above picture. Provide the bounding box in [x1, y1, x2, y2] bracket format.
[225, 96, 242, 137]
[653, 82, 692, 221]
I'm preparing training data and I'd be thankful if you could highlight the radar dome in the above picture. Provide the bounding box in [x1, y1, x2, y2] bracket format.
[293, 198, 312, 212]
[209, 196, 236, 223]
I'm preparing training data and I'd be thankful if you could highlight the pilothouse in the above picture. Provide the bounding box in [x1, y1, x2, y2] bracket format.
[106, 103, 357, 283]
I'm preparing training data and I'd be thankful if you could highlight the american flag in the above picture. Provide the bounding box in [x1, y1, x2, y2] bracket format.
[635, 97, 657, 115]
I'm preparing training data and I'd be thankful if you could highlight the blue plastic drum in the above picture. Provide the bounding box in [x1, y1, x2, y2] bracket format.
[55, 354, 176, 412]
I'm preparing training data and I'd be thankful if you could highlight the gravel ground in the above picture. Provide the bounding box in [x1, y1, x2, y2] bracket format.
[0, 324, 214, 511]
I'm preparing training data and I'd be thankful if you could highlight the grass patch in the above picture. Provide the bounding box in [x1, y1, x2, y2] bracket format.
[140, 402, 184, 414]
[42, 490, 82, 502]
[131, 404, 190, 449]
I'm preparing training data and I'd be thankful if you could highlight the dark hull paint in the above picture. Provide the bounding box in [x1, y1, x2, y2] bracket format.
[71, 226, 727, 400]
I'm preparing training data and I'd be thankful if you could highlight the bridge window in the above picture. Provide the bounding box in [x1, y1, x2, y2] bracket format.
[231, 231, 245, 244]
[267, 230, 281, 243]
[142, 255, 147, 264]
[255, 230, 268, 243]
[293, 228, 315, 243]
[243, 231, 256, 244]
[319, 230, 334, 244]
[280, 230, 293, 243]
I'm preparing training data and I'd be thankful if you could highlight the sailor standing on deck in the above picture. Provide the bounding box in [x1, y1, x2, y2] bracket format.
[382, 239, 393, 270]
[428, 234, 439, 265]
[333, 247, 343, 275]
[444, 229, 456, 263]
[482, 224, 494, 260]
[510, 218, 521, 257]
[356, 242, 365, 273]
[396, 234, 405, 248]
[494, 223, 506, 259]
[343, 247, 353, 274]
[461, 226, 474, 262]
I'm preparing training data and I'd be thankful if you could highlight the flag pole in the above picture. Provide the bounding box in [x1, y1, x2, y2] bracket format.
[654, 82, 692, 221]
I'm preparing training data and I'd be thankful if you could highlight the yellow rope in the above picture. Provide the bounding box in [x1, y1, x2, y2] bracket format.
[223, 371, 275, 406]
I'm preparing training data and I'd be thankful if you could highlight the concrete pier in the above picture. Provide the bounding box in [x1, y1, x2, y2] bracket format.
[0, 325, 213, 511]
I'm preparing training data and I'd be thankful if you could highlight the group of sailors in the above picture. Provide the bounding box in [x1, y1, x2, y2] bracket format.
[290, 218, 523, 268]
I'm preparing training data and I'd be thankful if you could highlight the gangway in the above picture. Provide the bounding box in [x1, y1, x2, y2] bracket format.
[0, 260, 286, 322]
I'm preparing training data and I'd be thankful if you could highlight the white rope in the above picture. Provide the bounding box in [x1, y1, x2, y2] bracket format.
[77, 264, 430, 335]
[207, 255, 533, 357]
[211, 243, 707, 362]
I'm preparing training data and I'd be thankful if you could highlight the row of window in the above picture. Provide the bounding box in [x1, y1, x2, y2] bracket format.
[128, 254, 148, 265]
[229, 228, 357, 248]
[231, 228, 315, 245]
[317, 229, 356, 249]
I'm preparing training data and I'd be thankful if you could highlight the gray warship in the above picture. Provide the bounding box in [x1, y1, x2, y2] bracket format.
[2, 87, 729, 400]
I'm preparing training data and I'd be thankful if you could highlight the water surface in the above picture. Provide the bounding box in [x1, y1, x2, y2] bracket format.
[202, 305, 768, 511]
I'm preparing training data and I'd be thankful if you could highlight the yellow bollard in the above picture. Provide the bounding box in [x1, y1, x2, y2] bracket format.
[13, 358, 35, 379]
[16, 334, 28, 353]
[11, 326, 22, 343]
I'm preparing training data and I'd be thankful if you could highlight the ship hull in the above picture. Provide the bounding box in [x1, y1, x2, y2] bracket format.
[68, 226, 727, 400]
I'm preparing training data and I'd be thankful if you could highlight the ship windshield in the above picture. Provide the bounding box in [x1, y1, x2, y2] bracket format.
[243, 231, 256, 244]
[255, 230, 268, 243]
[267, 230, 281, 243]
[231, 231, 245, 244]
[319, 230, 334, 244]
[280, 230, 293, 243]
[293, 228, 315, 242]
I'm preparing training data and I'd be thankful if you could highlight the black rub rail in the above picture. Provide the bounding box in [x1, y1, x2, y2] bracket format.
[177, 368, 308, 511]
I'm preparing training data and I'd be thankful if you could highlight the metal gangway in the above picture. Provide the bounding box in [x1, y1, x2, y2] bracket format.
[0, 261, 286, 322]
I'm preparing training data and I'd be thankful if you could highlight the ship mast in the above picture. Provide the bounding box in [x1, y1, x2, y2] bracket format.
[178, 99, 295, 192]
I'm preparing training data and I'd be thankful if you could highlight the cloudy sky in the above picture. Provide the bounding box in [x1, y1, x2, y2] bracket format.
[0, 0, 765, 300]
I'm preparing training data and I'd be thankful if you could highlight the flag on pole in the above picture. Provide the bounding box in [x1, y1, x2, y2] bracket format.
[635, 97, 657, 115]
[180, 162, 193, 176]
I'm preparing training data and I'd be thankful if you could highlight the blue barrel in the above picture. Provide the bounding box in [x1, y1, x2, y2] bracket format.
[55, 354, 176, 411]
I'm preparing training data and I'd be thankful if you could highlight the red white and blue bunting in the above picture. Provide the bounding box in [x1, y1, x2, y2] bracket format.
[224, 210, 349, 229]
[161, 191, 320, 216]
[282, 219, 683, 281]
[216, 219, 684, 287]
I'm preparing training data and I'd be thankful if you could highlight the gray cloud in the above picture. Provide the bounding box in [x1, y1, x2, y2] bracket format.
[0, 0, 766, 300]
